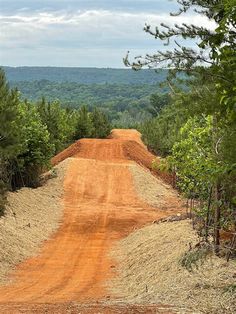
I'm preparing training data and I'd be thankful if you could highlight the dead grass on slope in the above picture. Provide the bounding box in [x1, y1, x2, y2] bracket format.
[111, 220, 236, 314]
[0, 158, 71, 284]
[129, 163, 183, 212]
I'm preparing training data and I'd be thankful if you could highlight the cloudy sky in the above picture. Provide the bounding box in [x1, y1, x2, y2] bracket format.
[0, 0, 215, 67]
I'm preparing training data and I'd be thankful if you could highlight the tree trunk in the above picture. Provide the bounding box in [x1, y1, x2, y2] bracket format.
[212, 114, 221, 255]
[205, 186, 212, 242]
[214, 183, 220, 255]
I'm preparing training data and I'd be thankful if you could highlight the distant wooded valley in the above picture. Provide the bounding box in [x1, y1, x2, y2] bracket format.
[3, 66, 170, 127]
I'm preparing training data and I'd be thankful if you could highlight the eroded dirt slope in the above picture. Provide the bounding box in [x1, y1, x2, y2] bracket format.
[0, 129, 183, 313]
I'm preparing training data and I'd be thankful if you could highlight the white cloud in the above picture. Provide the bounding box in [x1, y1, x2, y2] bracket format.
[0, 9, 217, 66]
[0, 9, 216, 28]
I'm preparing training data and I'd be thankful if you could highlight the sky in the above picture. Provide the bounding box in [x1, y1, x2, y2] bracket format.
[0, 0, 216, 68]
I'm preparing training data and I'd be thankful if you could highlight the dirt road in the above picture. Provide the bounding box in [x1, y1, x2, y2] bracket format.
[0, 130, 180, 313]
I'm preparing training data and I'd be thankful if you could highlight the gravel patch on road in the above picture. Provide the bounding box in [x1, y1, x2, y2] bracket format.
[129, 163, 183, 210]
[111, 220, 236, 314]
[0, 158, 71, 284]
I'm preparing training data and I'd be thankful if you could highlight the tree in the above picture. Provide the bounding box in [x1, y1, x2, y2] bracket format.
[91, 108, 111, 138]
[11, 102, 55, 188]
[126, 0, 236, 255]
[147, 93, 171, 117]
[74, 105, 94, 139]
[0, 69, 23, 159]
[37, 98, 77, 153]
[124, 1, 235, 70]
[0, 69, 23, 214]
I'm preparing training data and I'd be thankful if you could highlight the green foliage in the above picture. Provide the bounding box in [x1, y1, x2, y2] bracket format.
[152, 157, 171, 173]
[72, 105, 111, 140]
[0, 69, 23, 214]
[223, 284, 236, 294]
[0, 68, 114, 211]
[113, 110, 149, 129]
[74, 106, 94, 140]
[4, 68, 179, 128]
[134, 0, 236, 255]
[11, 102, 55, 187]
[37, 98, 77, 153]
[140, 99, 188, 155]
[179, 244, 212, 272]
[91, 108, 111, 138]
[144, 81, 236, 245]
[0, 69, 23, 159]
[10, 80, 165, 126]
[171, 115, 216, 198]
[148, 93, 171, 117]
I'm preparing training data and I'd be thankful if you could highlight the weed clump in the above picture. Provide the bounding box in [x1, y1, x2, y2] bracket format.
[179, 243, 212, 272]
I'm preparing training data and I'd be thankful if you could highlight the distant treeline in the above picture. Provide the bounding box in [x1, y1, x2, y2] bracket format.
[3, 66, 168, 84]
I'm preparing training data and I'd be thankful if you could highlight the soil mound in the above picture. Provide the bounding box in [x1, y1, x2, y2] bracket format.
[111, 220, 236, 314]
[109, 129, 145, 146]
[51, 141, 81, 166]
[52, 129, 144, 166]
[123, 140, 154, 168]
[123, 141, 173, 185]
[0, 159, 70, 284]
[52, 129, 174, 185]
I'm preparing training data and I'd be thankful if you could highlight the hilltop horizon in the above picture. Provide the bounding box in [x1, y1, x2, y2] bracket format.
[3, 66, 168, 85]
[2, 65, 158, 70]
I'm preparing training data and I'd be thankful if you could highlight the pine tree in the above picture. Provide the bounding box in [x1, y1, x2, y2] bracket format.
[126, 0, 236, 254]
[74, 106, 94, 139]
[91, 108, 111, 138]
[0, 69, 23, 214]
[13, 102, 55, 188]
[37, 98, 77, 153]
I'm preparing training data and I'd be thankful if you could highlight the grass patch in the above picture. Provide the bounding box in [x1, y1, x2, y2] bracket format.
[223, 284, 236, 294]
[179, 243, 212, 271]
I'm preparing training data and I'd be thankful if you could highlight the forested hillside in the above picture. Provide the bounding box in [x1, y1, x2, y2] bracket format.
[9, 81, 168, 126]
[4, 68, 170, 126]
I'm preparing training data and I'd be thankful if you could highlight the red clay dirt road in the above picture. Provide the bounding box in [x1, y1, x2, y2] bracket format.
[0, 130, 182, 313]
